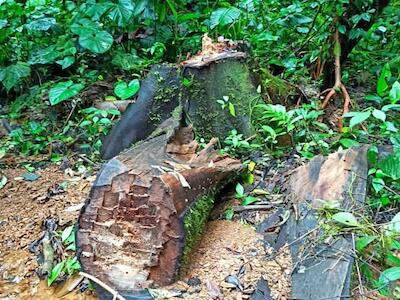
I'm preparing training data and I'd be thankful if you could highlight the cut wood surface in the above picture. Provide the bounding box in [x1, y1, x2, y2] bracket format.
[77, 117, 242, 299]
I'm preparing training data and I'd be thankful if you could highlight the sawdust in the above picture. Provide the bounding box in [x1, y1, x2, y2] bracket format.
[0, 163, 95, 299]
[166, 220, 292, 300]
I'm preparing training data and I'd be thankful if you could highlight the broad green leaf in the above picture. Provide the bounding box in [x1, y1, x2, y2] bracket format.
[56, 56, 75, 69]
[28, 45, 60, 65]
[356, 235, 377, 252]
[25, 17, 56, 31]
[364, 94, 382, 103]
[241, 196, 258, 206]
[235, 183, 244, 197]
[84, 3, 113, 20]
[49, 81, 84, 105]
[379, 267, 400, 284]
[389, 81, 400, 103]
[378, 151, 400, 180]
[377, 63, 391, 96]
[372, 109, 386, 122]
[107, 0, 133, 26]
[0, 62, 31, 91]
[48, 261, 65, 286]
[210, 7, 241, 29]
[70, 18, 97, 35]
[339, 138, 359, 148]
[332, 212, 360, 227]
[114, 79, 140, 100]
[112, 51, 143, 71]
[79, 31, 113, 54]
[345, 111, 371, 128]
[372, 177, 385, 193]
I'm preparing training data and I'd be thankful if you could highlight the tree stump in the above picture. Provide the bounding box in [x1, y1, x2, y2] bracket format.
[77, 39, 268, 299]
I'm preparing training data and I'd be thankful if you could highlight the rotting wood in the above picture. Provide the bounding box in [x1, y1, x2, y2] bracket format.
[259, 146, 369, 300]
[77, 117, 243, 299]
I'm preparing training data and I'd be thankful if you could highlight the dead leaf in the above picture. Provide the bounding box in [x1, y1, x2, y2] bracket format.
[206, 279, 223, 299]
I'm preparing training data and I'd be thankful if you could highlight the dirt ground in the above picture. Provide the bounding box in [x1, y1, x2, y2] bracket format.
[0, 158, 96, 299]
[0, 156, 293, 300]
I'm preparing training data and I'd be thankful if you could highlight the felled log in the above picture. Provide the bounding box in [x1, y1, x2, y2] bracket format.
[261, 146, 369, 300]
[77, 114, 243, 299]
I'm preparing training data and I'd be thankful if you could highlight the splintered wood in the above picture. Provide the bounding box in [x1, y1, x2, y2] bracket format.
[77, 124, 243, 297]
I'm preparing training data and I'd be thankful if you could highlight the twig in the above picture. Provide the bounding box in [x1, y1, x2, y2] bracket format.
[79, 271, 127, 300]
[352, 233, 365, 299]
[233, 204, 273, 212]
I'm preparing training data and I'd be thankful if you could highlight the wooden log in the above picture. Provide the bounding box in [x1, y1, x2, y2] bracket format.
[77, 117, 243, 299]
[261, 146, 369, 300]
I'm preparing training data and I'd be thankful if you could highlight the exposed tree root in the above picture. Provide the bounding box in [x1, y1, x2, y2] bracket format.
[319, 29, 351, 131]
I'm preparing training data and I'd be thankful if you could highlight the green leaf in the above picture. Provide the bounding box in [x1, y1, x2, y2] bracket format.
[0, 62, 31, 91]
[225, 207, 234, 220]
[25, 17, 56, 31]
[79, 31, 113, 54]
[356, 236, 377, 252]
[372, 177, 385, 193]
[65, 257, 80, 274]
[339, 138, 359, 149]
[385, 212, 400, 235]
[70, 18, 97, 35]
[114, 79, 140, 100]
[386, 252, 400, 267]
[377, 63, 391, 96]
[210, 7, 241, 29]
[56, 56, 75, 70]
[107, 0, 133, 26]
[49, 81, 84, 105]
[378, 151, 400, 180]
[235, 183, 244, 197]
[389, 81, 400, 103]
[367, 145, 379, 165]
[331, 212, 360, 227]
[372, 109, 386, 122]
[241, 196, 258, 206]
[48, 261, 65, 286]
[28, 45, 60, 65]
[228, 102, 236, 117]
[61, 225, 74, 243]
[344, 111, 371, 128]
[379, 267, 400, 284]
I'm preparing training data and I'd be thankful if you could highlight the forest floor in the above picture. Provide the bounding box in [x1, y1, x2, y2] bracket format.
[0, 153, 296, 300]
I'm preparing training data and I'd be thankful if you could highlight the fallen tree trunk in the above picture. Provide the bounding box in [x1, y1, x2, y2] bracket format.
[77, 117, 243, 299]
